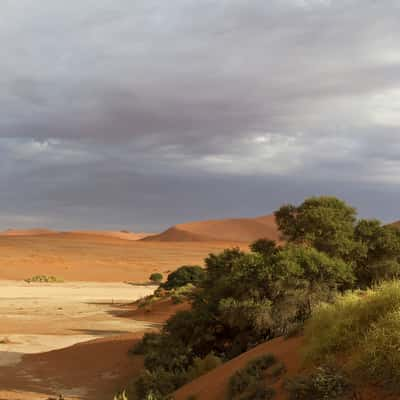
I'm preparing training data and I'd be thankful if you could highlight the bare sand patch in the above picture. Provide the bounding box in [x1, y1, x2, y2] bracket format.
[0, 280, 156, 399]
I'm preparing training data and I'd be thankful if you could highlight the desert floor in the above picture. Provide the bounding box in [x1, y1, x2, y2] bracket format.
[0, 280, 156, 400]
[0, 235, 245, 399]
[0, 234, 243, 282]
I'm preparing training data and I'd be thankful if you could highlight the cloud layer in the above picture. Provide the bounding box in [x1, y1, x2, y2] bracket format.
[1, 0, 400, 230]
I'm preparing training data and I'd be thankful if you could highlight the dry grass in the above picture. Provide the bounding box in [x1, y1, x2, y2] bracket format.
[0, 234, 246, 282]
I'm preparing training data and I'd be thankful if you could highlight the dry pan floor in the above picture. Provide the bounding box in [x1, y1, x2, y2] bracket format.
[0, 281, 156, 400]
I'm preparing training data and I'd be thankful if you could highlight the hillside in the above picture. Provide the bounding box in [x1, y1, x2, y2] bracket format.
[173, 336, 303, 400]
[143, 214, 280, 242]
[391, 221, 400, 229]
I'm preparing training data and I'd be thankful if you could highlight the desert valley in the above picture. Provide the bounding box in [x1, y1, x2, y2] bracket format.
[2, 1, 399, 399]
[0, 214, 279, 399]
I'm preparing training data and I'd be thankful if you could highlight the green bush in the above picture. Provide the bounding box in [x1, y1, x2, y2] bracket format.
[358, 309, 400, 390]
[149, 273, 163, 283]
[124, 198, 400, 399]
[235, 383, 275, 400]
[185, 352, 222, 381]
[303, 281, 400, 364]
[162, 265, 205, 290]
[285, 366, 350, 400]
[250, 239, 278, 258]
[228, 354, 281, 399]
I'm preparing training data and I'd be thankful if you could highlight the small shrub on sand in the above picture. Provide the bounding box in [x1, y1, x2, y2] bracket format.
[228, 354, 282, 400]
[149, 273, 163, 284]
[285, 366, 350, 400]
[25, 275, 64, 283]
[185, 352, 222, 381]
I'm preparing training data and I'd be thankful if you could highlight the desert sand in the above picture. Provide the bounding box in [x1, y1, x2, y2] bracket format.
[0, 280, 156, 399]
[0, 215, 272, 399]
[0, 233, 244, 282]
[144, 214, 280, 242]
[173, 336, 303, 400]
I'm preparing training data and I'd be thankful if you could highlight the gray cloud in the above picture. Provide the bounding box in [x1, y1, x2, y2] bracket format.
[0, 0, 400, 230]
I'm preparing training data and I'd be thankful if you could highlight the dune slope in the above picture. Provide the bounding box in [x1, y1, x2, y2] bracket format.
[174, 336, 303, 400]
[144, 214, 280, 242]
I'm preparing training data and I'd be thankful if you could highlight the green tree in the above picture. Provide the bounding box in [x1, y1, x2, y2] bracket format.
[149, 273, 163, 284]
[162, 265, 205, 290]
[354, 219, 400, 286]
[275, 196, 357, 258]
[250, 239, 278, 258]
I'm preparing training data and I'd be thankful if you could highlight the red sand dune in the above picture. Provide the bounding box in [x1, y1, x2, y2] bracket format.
[0, 228, 153, 241]
[0, 228, 58, 236]
[174, 336, 303, 400]
[67, 230, 153, 241]
[144, 214, 280, 243]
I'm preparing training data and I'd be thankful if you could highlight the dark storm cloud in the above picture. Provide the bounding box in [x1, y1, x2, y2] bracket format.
[0, 0, 400, 229]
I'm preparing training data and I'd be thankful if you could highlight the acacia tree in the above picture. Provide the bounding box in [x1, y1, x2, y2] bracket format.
[275, 196, 357, 259]
[354, 219, 400, 286]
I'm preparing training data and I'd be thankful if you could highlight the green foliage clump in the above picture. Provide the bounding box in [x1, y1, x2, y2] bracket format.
[120, 197, 400, 399]
[285, 366, 350, 400]
[358, 309, 400, 390]
[162, 265, 205, 290]
[275, 196, 357, 259]
[149, 273, 163, 283]
[303, 281, 400, 392]
[303, 281, 400, 363]
[354, 219, 400, 287]
[185, 352, 222, 381]
[25, 275, 63, 283]
[250, 239, 278, 257]
[228, 354, 281, 400]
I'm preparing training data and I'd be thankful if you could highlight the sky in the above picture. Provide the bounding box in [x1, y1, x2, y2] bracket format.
[1, 0, 400, 231]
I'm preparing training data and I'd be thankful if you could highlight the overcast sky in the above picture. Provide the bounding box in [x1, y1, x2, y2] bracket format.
[1, 0, 399, 231]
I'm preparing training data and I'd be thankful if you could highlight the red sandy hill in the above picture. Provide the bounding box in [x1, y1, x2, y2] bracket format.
[143, 214, 280, 243]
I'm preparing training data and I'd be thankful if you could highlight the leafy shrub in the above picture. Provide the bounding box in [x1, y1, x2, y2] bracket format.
[250, 239, 278, 257]
[358, 309, 400, 390]
[235, 383, 275, 400]
[185, 352, 222, 381]
[136, 368, 186, 400]
[228, 354, 281, 399]
[149, 273, 163, 283]
[303, 281, 400, 364]
[162, 265, 205, 290]
[285, 366, 350, 400]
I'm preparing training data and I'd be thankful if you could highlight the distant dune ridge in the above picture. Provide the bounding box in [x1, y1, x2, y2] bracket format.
[0, 228, 153, 241]
[143, 214, 280, 242]
[0, 228, 57, 236]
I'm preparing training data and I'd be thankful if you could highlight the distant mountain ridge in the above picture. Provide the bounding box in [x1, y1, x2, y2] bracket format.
[142, 214, 280, 243]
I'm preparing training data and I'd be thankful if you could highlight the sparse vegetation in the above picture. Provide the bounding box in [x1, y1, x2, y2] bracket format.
[149, 273, 163, 284]
[228, 354, 279, 399]
[25, 275, 64, 283]
[285, 366, 350, 400]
